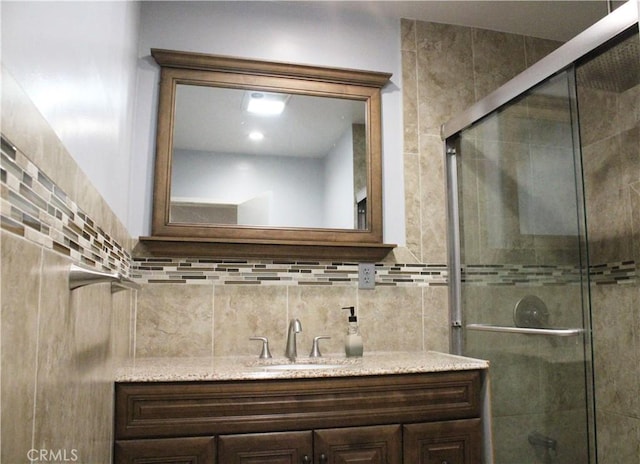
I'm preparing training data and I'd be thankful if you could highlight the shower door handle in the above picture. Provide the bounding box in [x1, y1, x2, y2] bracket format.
[466, 323, 583, 337]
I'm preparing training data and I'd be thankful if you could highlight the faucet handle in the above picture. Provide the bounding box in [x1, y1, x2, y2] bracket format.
[249, 336, 273, 359]
[309, 336, 331, 358]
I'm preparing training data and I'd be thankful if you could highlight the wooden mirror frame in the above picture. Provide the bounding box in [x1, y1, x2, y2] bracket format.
[139, 49, 395, 261]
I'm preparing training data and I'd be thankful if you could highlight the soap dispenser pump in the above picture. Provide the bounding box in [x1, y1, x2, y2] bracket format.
[343, 306, 363, 357]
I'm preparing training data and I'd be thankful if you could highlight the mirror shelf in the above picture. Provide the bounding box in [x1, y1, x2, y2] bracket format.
[142, 48, 395, 261]
[135, 236, 395, 262]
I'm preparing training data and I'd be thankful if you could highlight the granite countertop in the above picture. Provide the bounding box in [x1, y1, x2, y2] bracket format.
[115, 351, 489, 382]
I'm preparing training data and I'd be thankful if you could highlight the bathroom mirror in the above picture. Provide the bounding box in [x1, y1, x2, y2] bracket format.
[143, 49, 394, 260]
[170, 85, 367, 230]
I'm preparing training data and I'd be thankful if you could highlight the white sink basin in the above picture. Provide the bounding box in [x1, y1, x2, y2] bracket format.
[261, 363, 343, 371]
[247, 357, 358, 372]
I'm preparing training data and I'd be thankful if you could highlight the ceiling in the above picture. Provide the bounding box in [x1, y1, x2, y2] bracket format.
[331, 1, 613, 41]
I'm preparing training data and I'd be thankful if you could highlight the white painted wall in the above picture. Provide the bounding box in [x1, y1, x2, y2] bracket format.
[172, 150, 325, 228]
[132, 1, 405, 244]
[1, 1, 140, 229]
[324, 127, 355, 229]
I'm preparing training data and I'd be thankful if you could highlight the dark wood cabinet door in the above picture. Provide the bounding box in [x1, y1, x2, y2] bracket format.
[114, 436, 215, 464]
[314, 424, 402, 464]
[403, 419, 482, 464]
[218, 431, 313, 464]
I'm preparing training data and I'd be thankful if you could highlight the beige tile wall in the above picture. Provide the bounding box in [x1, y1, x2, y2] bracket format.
[400, 19, 560, 264]
[1, 68, 134, 464]
[134, 283, 449, 358]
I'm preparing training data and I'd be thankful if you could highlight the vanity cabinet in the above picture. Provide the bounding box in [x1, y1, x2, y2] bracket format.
[114, 371, 483, 464]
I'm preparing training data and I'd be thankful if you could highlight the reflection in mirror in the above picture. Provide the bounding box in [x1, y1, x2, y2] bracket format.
[170, 85, 368, 229]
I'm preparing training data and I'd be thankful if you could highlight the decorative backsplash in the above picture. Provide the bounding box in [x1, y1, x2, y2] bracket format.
[130, 258, 635, 287]
[0, 135, 130, 275]
[1, 132, 635, 287]
[462, 261, 637, 286]
[462, 263, 584, 286]
[130, 257, 449, 287]
[589, 260, 638, 285]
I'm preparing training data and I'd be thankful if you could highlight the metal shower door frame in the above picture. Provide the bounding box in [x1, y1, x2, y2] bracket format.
[444, 142, 463, 354]
[442, 0, 639, 356]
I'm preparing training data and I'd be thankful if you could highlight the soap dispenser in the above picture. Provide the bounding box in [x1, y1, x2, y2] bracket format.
[343, 306, 363, 357]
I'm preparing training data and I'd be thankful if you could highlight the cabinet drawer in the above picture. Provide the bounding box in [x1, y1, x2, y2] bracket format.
[115, 371, 482, 439]
[218, 431, 312, 464]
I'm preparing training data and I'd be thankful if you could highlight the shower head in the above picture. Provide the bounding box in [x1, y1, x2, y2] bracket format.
[577, 31, 640, 93]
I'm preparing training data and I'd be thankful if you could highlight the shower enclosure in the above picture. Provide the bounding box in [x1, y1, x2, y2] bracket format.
[443, 2, 639, 463]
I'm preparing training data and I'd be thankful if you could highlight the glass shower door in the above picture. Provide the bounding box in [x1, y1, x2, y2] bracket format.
[448, 69, 595, 464]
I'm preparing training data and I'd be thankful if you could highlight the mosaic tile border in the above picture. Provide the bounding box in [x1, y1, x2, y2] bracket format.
[462, 263, 585, 286]
[1, 134, 635, 288]
[131, 259, 636, 287]
[130, 257, 449, 287]
[462, 261, 637, 286]
[0, 135, 131, 275]
[589, 260, 638, 285]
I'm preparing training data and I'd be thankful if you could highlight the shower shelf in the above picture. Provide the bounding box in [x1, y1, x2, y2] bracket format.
[69, 264, 141, 293]
[466, 323, 583, 337]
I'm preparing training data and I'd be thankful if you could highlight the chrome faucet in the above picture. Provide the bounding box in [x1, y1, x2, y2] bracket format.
[285, 318, 302, 361]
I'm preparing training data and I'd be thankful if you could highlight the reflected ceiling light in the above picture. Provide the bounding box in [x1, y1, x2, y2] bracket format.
[249, 131, 264, 141]
[244, 91, 288, 116]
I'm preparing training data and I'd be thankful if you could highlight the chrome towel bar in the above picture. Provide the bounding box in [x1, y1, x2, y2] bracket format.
[466, 323, 583, 337]
[69, 264, 141, 292]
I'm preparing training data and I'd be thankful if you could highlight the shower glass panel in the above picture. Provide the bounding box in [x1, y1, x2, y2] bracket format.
[448, 69, 594, 464]
[575, 27, 640, 464]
